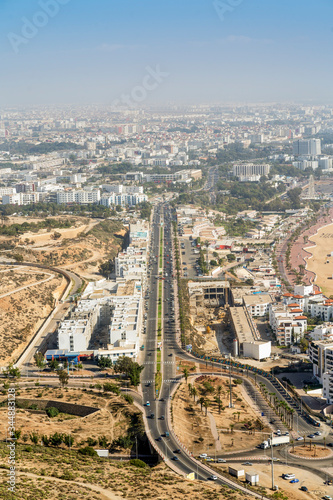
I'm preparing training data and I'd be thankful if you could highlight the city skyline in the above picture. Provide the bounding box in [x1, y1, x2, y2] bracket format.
[0, 0, 333, 106]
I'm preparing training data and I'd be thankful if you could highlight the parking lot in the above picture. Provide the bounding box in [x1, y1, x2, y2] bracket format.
[180, 237, 200, 279]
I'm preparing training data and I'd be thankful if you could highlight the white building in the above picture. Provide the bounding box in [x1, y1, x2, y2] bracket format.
[100, 192, 147, 207]
[269, 304, 307, 345]
[2, 192, 43, 205]
[58, 300, 101, 352]
[243, 294, 273, 317]
[232, 164, 270, 177]
[56, 189, 101, 204]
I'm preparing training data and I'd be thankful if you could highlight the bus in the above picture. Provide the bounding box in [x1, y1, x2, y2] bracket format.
[307, 415, 320, 427]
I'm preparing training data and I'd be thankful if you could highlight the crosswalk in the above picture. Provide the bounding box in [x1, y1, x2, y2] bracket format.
[143, 361, 175, 365]
[143, 379, 179, 384]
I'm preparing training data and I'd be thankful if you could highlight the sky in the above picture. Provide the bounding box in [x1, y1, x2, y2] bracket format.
[0, 0, 333, 107]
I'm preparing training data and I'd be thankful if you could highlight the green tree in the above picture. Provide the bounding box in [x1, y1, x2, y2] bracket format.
[98, 260, 114, 277]
[58, 369, 69, 388]
[34, 352, 45, 369]
[4, 364, 21, 379]
[97, 357, 113, 369]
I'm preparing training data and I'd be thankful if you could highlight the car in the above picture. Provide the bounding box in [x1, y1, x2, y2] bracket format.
[296, 436, 303, 441]
[160, 415, 165, 420]
[283, 474, 295, 480]
[290, 479, 299, 483]
[327, 442, 333, 447]
[217, 458, 226, 463]
[314, 431, 321, 436]
[156, 437, 162, 442]
[300, 486, 308, 492]
[208, 475, 218, 481]
[146, 401, 150, 406]
[285, 432, 289, 436]
[308, 434, 315, 439]
[242, 462, 252, 466]
[199, 453, 207, 458]
[205, 457, 213, 462]
[276, 430, 281, 436]
[172, 456, 179, 461]
[159, 398, 165, 402]
[323, 496, 333, 500]
[173, 449, 181, 454]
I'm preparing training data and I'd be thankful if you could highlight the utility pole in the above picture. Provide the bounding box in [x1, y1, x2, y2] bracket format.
[271, 432, 274, 490]
[135, 435, 138, 459]
[229, 365, 233, 408]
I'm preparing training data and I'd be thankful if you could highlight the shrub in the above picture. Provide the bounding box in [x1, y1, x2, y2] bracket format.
[46, 407, 59, 418]
[78, 446, 97, 457]
[123, 394, 134, 404]
[87, 437, 97, 447]
[129, 459, 147, 469]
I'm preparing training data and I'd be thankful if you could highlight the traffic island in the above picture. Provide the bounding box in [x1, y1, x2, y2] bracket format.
[288, 443, 333, 460]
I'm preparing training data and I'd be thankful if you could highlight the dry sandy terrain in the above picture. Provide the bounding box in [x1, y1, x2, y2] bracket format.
[306, 222, 333, 297]
[0, 444, 243, 500]
[0, 384, 140, 448]
[0, 384, 251, 500]
[215, 462, 332, 500]
[0, 266, 66, 364]
[172, 377, 269, 455]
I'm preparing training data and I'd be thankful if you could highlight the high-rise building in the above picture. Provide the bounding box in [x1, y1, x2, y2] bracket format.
[232, 164, 270, 177]
[293, 139, 321, 156]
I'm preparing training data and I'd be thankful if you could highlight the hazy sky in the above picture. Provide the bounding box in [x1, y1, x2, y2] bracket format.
[1, 0, 333, 106]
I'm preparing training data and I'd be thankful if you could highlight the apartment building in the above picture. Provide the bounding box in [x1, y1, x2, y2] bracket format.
[100, 192, 147, 207]
[269, 303, 307, 345]
[58, 300, 101, 352]
[309, 340, 333, 383]
[2, 192, 44, 205]
[243, 294, 273, 317]
[232, 163, 270, 177]
[115, 247, 148, 281]
[56, 189, 101, 204]
[293, 139, 321, 156]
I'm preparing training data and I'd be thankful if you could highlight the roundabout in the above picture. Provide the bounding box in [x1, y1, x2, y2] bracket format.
[287, 444, 333, 460]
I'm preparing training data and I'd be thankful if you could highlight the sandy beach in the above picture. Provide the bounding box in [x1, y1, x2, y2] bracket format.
[306, 223, 333, 297]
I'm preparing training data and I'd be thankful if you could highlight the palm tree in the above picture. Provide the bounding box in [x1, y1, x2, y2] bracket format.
[269, 392, 276, 406]
[199, 397, 205, 412]
[216, 385, 222, 414]
[192, 386, 197, 402]
[182, 368, 189, 384]
[203, 399, 210, 416]
[188, 382, 192, 394]
[291, 439, 295, 453]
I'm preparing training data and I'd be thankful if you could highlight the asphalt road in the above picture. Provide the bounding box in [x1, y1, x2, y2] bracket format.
[140, 203, 273, 497]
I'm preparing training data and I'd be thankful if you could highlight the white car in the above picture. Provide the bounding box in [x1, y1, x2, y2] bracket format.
[217, 458, 226, 463]
[296, 436, 303, 441]
[283, 474, 295, 480]
[199, 453, 207, 458]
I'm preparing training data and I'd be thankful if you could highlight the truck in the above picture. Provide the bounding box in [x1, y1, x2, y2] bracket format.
[259, 436, 290, 449]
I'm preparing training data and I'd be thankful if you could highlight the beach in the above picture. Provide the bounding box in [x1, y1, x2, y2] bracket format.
[306, 223, 333, 297]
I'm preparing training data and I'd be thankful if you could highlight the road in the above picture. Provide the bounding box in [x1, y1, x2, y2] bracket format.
[140, 203, 273, 497]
